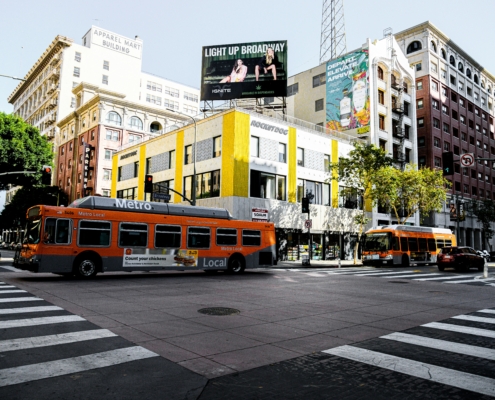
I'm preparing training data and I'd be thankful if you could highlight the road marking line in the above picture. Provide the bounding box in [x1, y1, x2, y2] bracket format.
[446, 278, 495, 284]
[323, 345, 495, 397]
[381, 332, 495, 361]
[0, 315, 85, 329]
[0, 346, 158, 387]
[0, 297, 43, 303]
[0, 306, 63, 315]
[0, 286, 16, 289]
[414, 275, 474, 281]
[452, 315, 495, 324]
[0, 290, 26, 294]
[356, 270, 415, 276]
[380, 273, 442, 279]
[0, 329, 117, 353]
[478, 309, 495, 315]
[422, 322, 495, 338]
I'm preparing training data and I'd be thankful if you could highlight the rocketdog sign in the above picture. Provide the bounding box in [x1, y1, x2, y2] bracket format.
[252, 208, 268, 222]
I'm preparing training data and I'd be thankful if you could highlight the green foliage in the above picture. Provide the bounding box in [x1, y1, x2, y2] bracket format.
[372, 164, 450, 224]
[0, 112, 53, 188]
[0, 186, 68, 230]
[471, 199, 495, 247]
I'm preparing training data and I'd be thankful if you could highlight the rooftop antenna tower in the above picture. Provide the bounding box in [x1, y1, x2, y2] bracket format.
[320, 0, 347, 63]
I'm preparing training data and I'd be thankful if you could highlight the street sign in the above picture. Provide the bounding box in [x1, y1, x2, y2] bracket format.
[153, 192, 171, 201]
[304, 219, 312, 229]
[252, 208, 268, 222]
[460, 153, 474, 167]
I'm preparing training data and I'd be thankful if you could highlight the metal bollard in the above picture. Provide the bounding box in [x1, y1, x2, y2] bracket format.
[484, 259, 488, 279]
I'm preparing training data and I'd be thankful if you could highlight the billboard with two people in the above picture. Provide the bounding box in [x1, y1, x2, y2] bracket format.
[201, 40, 287, 101]
[325, 50, 370, 134]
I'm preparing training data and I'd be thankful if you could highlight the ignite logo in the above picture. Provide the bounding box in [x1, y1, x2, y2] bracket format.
[211, 85, 231, 97]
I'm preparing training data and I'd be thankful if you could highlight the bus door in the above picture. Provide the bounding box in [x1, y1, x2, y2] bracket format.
[41, 218, 75, 272]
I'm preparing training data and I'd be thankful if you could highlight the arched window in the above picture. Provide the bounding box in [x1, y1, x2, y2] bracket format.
[403, 81, 408, 94]
[406, 41, 422, 54]
[466, 68, 472, 78]
[106, 111, 122, 126]
[129, 116, 143, 130]
[430, 41, 437, 52]
[481, 80, 485, 89]
[150, 122, 162, 133]
[449, 55, 455, 67]
[474, 74, 479, 84]
[458, 63, 464, 73]
[488, 86, 492, 94]
[377, 66, 384, 80]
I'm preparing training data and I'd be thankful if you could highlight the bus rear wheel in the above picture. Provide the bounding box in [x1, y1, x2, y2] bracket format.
[227, 256, 245, 274]
[74, 256, 98, 279]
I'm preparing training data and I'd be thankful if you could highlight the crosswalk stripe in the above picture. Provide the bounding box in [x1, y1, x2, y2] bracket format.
[380, 273, 442, 279]
[0, 290, 27, 294]
[0, 266, 22, 272]
[422, 322, 495, 338]
[0, 329, 117, 353]
[478, 309, 495, 315]
[452, 315, 495, 324]
[414, 275, 474, 281]
[0, 297, 43, 303]
[0, 286, 16, 289]
[0, 315, 85, 329]
[446, 278, 495, 284]
[381, 332, 495, 361]
[323, 345, 495, 397]
[0, 346, 158, 387]
[0, 306, 63, 315]
[355, 270, 415, 276]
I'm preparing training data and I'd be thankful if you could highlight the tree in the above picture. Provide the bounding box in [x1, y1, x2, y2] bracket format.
[0, 112, 53, 188]
[327, 142, 393, 263]
[371, 165, 450, 224]
[471, 199, 495, 249]
[0, 186, 68, 231]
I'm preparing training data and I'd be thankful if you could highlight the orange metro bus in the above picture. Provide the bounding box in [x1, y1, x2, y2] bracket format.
[362, 225, 456, 267]
[16, 196, 277, 278]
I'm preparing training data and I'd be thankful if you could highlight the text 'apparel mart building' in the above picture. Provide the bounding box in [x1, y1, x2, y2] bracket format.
[112, 108, 364, 262]
[285, 34, 419, 228]
[395, 21, 495, 249]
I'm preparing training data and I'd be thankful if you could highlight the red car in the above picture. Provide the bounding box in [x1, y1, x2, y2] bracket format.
[437, 246, 485, 272]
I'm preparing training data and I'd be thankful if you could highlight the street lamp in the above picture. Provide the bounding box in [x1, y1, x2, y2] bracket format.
[166, 108, 197, 206]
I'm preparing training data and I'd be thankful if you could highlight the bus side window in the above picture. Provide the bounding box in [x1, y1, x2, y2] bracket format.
[119, 223, 148, 247]
[445, 240, 452, 247]
[408, 238, 418, 252]
[400, 237, 408, 252]
[437, 239, 445, 250]
[44, 218, 56, 243]
[392, 237, 400, 251]
[243, 230, 261, 246]
[55, 219, 71, 244]
[187, 227, 210, 249]
[78, 220, 112, 247]
[418, 238, 427, 252]
[427, 239, 436, 252]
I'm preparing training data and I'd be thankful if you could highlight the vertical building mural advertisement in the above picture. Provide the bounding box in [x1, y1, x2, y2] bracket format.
[325, 50, 370, 134]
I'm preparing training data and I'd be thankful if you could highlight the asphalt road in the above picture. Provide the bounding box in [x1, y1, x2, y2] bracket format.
[0, 257, 494, 399]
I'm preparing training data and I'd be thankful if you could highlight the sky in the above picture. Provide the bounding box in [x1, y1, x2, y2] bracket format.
[1, 0, 495, 115]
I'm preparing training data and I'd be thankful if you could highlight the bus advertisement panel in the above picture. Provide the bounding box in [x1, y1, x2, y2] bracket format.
[17, 197, 276, 278]
[200, 40, 288, 100]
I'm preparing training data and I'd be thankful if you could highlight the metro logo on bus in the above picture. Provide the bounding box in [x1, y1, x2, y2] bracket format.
[115, 198, 152, 210]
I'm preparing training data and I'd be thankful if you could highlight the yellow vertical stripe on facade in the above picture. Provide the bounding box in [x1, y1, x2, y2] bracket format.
[221, 111, 249, 197]
[110, 153, 118, 198]
[137, 145, 147, 200]
[174, 130, 184, 203]
[288, 127, 297, 203]
[331, 140, 339, 208]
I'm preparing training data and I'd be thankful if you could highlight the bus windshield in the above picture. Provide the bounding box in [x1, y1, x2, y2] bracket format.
[364, 232, 391, 251]
[25, 218, 42, 244]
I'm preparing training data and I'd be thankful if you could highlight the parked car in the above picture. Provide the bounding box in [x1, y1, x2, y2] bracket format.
[437, 246, 485, 272]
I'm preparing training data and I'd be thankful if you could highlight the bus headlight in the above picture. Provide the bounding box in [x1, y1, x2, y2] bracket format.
[382, 255, 393, 260]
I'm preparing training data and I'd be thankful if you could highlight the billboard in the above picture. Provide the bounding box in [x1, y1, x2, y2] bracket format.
[201, 41, 288, 101]
[325, 50, 370, 134]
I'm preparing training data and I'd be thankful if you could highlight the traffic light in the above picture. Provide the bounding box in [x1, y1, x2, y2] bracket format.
[144, 174, 153, 193]
[302, 197, 310, 213]
[442, 151, 454, 176]
[41, 165, 52, 185]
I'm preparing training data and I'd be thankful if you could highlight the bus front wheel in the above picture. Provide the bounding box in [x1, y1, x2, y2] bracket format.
[227, 256, 245, 274]
[401, 254, 410, 268]
[74, 256, 98, 279]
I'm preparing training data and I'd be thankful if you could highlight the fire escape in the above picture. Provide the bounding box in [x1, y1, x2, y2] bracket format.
[391, 74, 406, 170]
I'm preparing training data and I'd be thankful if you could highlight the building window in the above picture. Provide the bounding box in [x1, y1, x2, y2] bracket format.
[379, 115, 385, 130]
[106, 111, 122, 126]
[432, 99, 439, 110]
[467, 87, 472, 96]
[103, 169, 111, 181]
[104, 149, 113, 160]
[459, 98, 465, 108]
[129, 116, 143, 130]
[146, 94, 162, 106]
[474, 74, 479, 84]
[430, 41, 437, 52]
[184, 170, 220, 200]
[377, 66, 383, 80]
[441, 70, 447, 80]
[185, 145, 193, 165]
[73, 67, 80, 77]
[450, 75, 456, 85]
[379, 91, 385, 105]
[315, 98, 324, 112]
[442, 105, 448, 115]
[452, 110, 458, 120]
[406, 41, 422, 54]
[250, 136, 259, 157]
[418, 137, 425, 147]
[414, 63, 422, 71]
[460, 115, 466, 125]
[106, 129, 119, 141]
[431, 62, 437, 73]
[297, 147, 304, 167]
[147, 81, 163, 92]
[70, 97, 76, 108]
[287, 83, 299, 97]
[278, 143, 286, 163]
[434, 157, 441, 167]
[75, 52, 81, 62]
[312, 73, 326, 88]
[163, 99, 178, 110]
[93, 111, 97, 121]
[433, 118, 440, 129]
[417, 99, 423, 109]
[103, 60, 109, 70]
[417, 81, 423, 90]
[184, 92, 198, 102]
[164, 86, 179, 97]
[419, 156, 426, 167]
[444, 142, 450, 151]
[434, 137, 440, 148]
[431, 81, 438, 91]
[250, 170, 287, 201]
[117, 187, 137, 200]
[128, 134, 141, 144]
[213, 136, 221, 158]
[102, 75, 108, 85]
